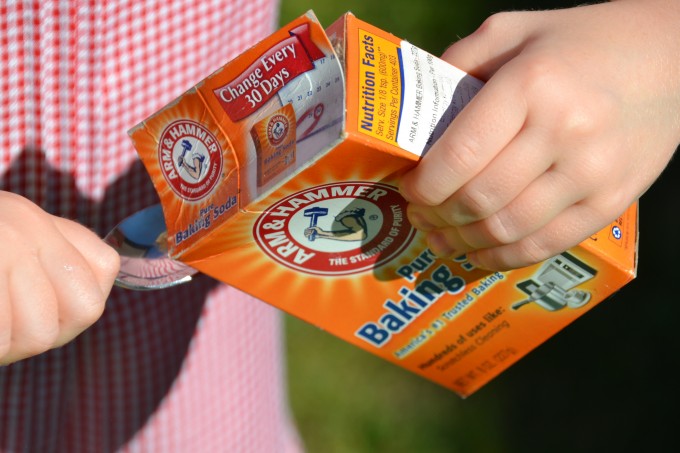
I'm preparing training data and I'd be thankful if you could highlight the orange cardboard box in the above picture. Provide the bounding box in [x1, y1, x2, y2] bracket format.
[129, 11, 638, 397]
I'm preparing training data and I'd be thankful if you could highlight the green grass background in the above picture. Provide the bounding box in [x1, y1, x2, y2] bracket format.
[279, 1, 680, 452]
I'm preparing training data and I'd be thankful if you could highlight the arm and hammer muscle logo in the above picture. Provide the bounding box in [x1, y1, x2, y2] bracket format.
[158, 120, 224, 201]
[253, 182, 416, 276]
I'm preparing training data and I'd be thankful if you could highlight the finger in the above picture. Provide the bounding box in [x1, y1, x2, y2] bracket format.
[440, 11, 533, 80]
[406, 203, 449, 231]
[421, 165, 588, 257]
[425, 226, 474, 259]
[434, 126, 554, 226]
[467, 201, 613, 270]
[4, 257, 59, 363]
[399, 68, 528, 206]
[456, 167, 587, 250]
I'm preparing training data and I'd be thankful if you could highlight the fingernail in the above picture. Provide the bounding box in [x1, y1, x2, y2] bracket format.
[427, 231, 457, 258]
[466, 252, 491, 270]
[409, 211, 436, 231]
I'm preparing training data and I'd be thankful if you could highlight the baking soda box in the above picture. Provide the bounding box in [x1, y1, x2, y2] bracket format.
[129, 11, 638, 397]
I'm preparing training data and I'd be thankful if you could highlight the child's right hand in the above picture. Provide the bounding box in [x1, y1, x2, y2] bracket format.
[0, 191, 120, 364]
[399, 0, 680, 270]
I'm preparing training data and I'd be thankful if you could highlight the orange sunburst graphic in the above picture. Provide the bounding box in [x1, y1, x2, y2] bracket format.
[183, 154, 433, 325]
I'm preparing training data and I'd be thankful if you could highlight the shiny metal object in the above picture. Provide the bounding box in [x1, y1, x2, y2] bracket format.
[104, 204, 197, 290]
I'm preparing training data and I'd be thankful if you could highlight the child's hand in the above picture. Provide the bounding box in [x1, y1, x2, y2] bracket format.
[0, 191, 120, 364]
[400, 0, 680, 270]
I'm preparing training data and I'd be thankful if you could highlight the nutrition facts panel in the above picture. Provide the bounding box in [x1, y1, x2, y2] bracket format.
[356, 29, 484, 157]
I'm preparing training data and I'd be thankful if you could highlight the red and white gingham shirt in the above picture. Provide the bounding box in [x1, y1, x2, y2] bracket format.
[0, 1, 303, 452]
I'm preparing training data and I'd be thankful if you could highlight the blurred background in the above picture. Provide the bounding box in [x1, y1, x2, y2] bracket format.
[278, 1, 680, 452]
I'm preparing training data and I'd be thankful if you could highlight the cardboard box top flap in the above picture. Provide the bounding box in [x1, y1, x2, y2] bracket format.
[128, 89, 242, 257]
[129, 11, 350, 259]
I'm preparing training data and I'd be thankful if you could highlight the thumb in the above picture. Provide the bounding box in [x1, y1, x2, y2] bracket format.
[51, 216, 121, 298]
[440, 11, 533, 81]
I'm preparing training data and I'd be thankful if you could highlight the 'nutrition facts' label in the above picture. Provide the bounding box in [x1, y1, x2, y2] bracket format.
[357, 30, 484, 156]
